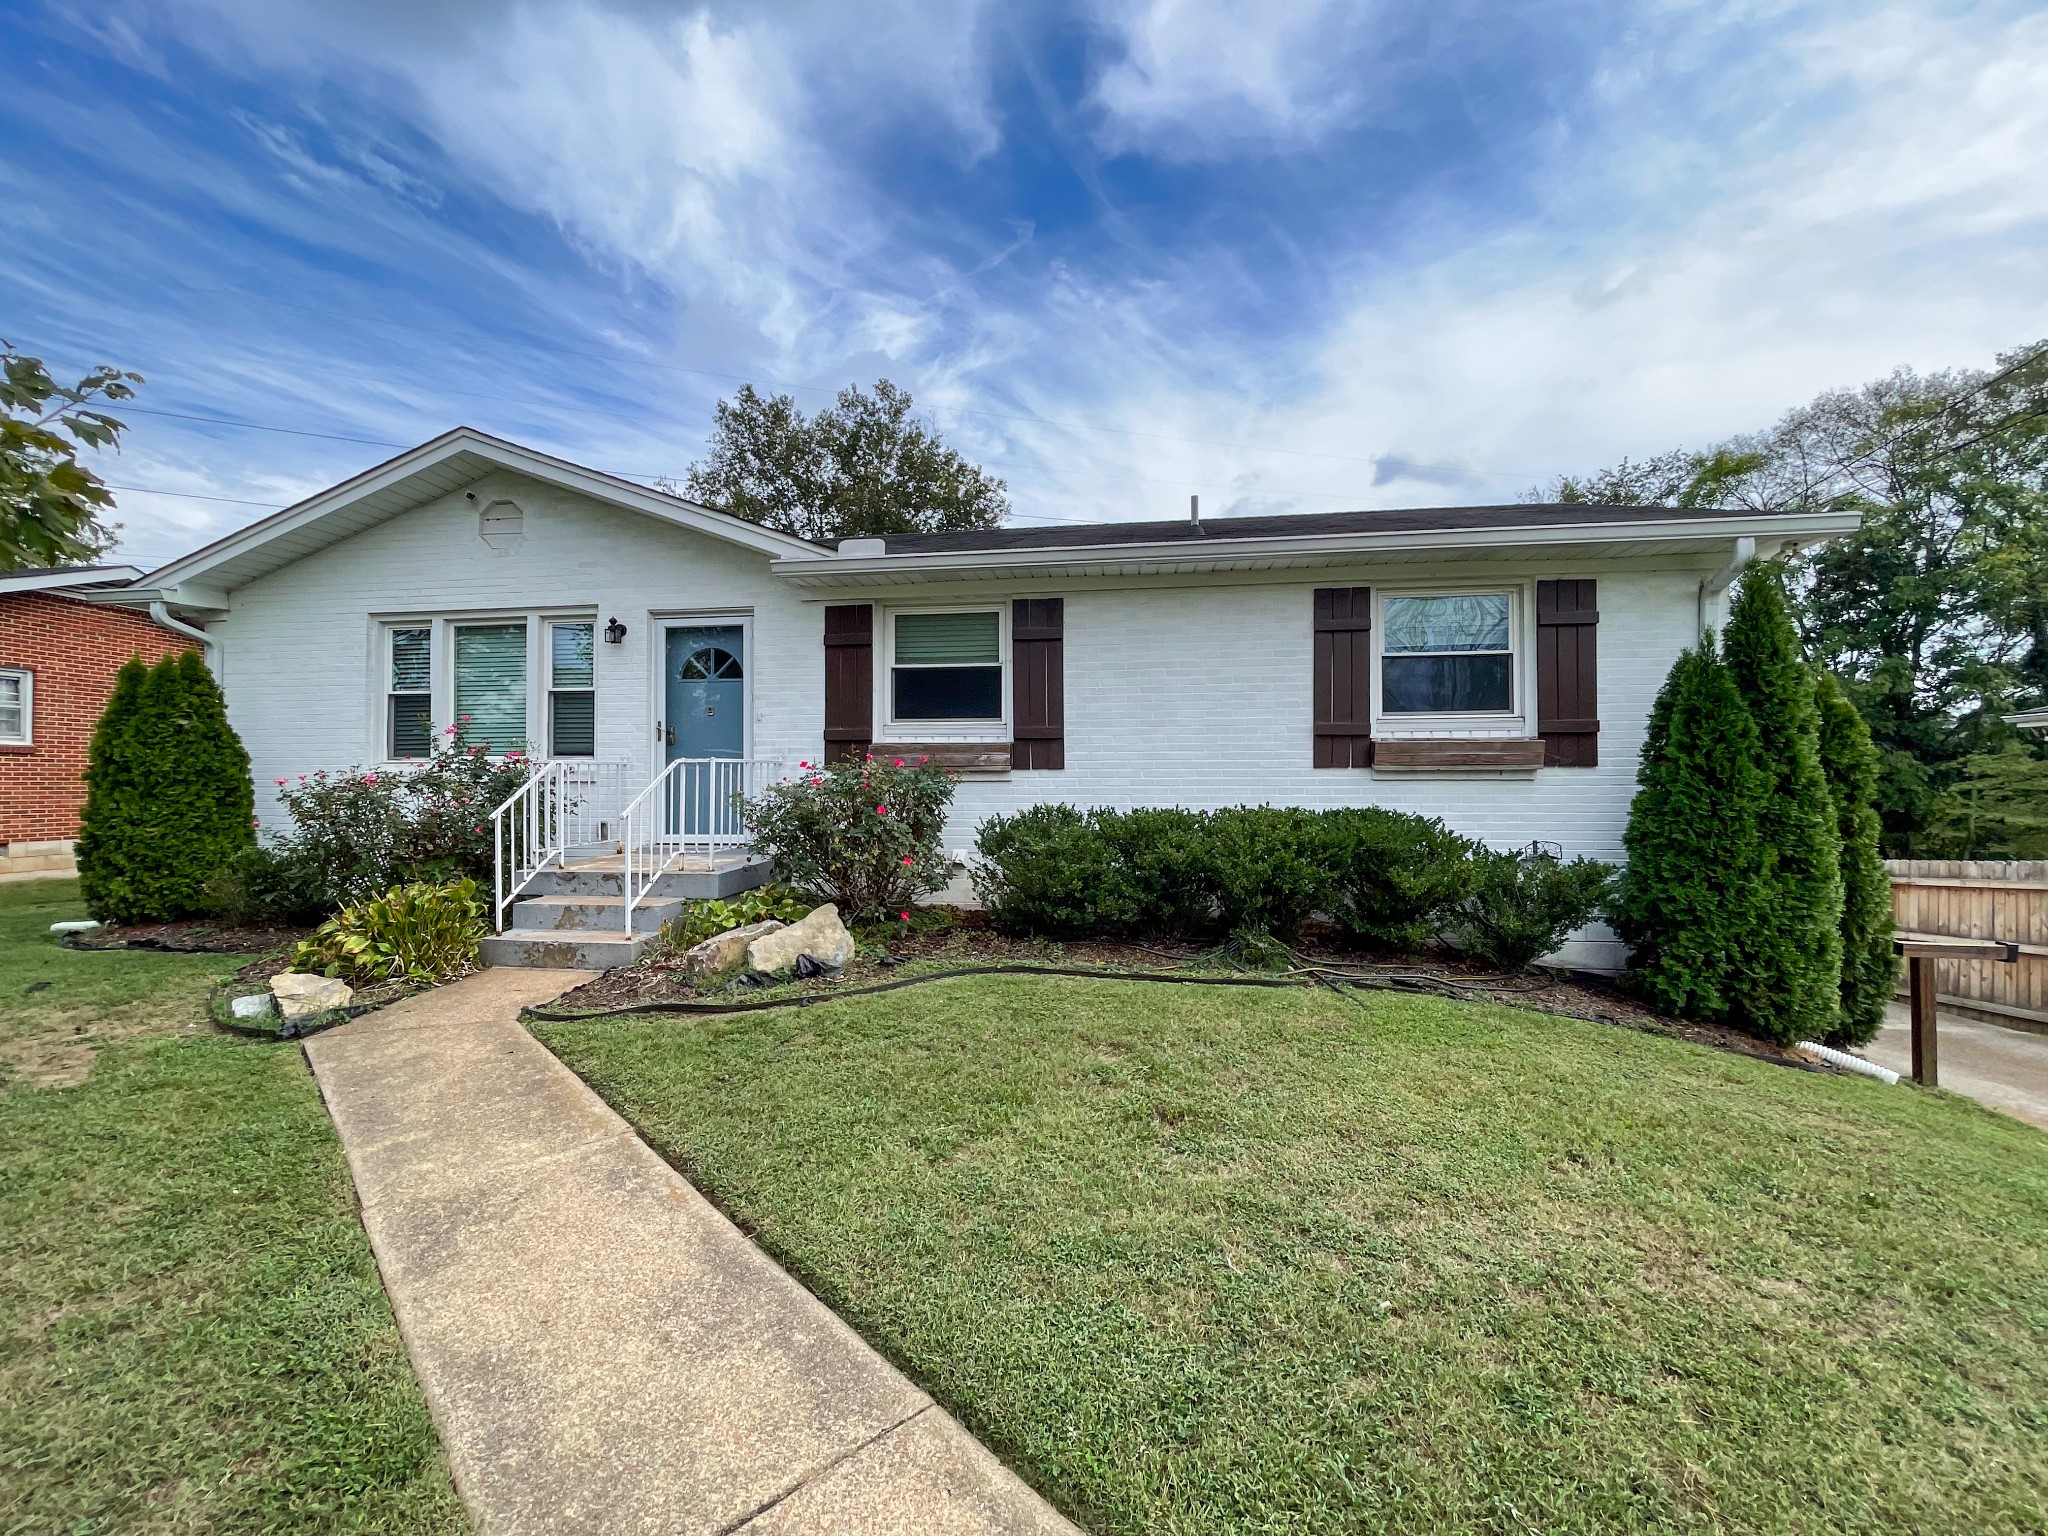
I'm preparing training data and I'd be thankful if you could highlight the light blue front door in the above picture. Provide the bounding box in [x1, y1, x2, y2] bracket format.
[664, 626, 745, 836]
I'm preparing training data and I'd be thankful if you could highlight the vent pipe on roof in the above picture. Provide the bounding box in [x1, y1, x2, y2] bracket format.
[1190, 494, 1203, 535]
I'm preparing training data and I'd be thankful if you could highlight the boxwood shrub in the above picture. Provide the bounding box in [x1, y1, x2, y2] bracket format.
[974, 804, 1526, 956]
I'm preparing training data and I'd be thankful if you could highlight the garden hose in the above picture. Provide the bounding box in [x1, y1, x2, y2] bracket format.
[520, 960, 1526, 1023]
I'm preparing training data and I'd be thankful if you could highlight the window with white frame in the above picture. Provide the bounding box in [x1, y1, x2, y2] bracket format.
[888, 609, 1003, 726]
[453, 622, 528, 752]
[386, 628, 432, 759]
[1380, 592, 1515, 715]
[547, 620, 596, 757]
[0, 668, 31, 746]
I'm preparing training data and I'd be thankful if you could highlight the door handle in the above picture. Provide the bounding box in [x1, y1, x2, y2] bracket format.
[666, 724, 676, 745]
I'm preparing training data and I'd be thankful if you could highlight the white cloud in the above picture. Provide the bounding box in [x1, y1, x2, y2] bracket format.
[1087, 0, 1380, 156]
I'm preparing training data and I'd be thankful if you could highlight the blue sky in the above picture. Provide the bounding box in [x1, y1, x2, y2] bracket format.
[4, 0, 2045, 567]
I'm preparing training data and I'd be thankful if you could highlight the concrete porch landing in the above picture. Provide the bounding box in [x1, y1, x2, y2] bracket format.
[304, 969, 1075, 1535]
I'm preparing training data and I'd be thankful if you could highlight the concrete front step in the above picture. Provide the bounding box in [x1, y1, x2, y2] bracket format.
[484, 854, 775, 969]
[511, 894, 687, 933]
[479, 930, 658, 970]
[523, 855, 775, 902]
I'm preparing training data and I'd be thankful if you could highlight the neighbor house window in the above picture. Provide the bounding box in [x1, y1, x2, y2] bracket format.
[1381, 593, 1514, 714]
[387, 629, 431, 758]
[548, 621, 595, 757]
[0, 668, 30, 746]
[891, 610, 1002, 722]
[454, 622, 528, 752]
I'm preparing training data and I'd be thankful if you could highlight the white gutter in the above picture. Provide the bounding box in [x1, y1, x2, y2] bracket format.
[775, 510, 1860, 587]
[1697, 536, 1756, 636]
[150, 600, 219, 672]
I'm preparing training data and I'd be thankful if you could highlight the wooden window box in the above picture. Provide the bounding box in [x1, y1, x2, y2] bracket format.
[871, 741, 1013, 774]
[1372, 738, 1548, 770]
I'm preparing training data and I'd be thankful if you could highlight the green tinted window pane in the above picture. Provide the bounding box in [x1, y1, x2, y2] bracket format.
[895, 611, 999, 666]
[551, 622, 595, 688]
[1383, 594, 1510, 654]
[454, 623, 527, 751]
[550, 692, 596, 757]
[391, 627, 431, 690]
[389, 693, 433, 758]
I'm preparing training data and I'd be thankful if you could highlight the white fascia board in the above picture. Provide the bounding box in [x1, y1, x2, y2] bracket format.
[0, 564, 145, 594]
[142, 427, 829, 596]
[769, 508, 1865, 587]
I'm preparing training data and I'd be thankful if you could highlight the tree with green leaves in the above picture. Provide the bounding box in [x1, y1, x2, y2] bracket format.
[1815, 671, 1896, 1046]
[1925, 741, 2048, 858]
[1536, 338, 2048, 855]
[1609, 641, 1768, 1026]
[77, 651, 254, 923]
[1, 343, 140, 569]
[684, 379, 1007, 542]
[1724, 566, 1844, 1042]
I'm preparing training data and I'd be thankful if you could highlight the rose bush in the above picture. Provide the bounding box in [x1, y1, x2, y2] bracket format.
[270, 739, 530, 906]
[744, 753, 955, 923]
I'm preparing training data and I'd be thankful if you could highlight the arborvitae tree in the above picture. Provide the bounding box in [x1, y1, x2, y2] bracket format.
[75, 650, 254, 923]
[1816, 670, 1896, 1046]
[1610, 640, 1768, 1023]
[1723, 565, 1845, 1043]
[75, 655, 150, 922]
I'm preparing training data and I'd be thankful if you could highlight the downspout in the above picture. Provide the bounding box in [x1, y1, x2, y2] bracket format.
[1697, 536, 1755, 637]
[150, 600, 219, 672]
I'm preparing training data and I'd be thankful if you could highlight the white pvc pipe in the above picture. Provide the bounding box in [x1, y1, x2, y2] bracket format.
[1798, 1040, 1901, 1085]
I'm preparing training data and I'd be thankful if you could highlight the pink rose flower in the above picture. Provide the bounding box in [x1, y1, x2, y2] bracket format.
[918, 755, 928, 764]
[901, 855, 914, 865]
[893, 758, 904, 767]
[362, 773, 379, 784]
[876, 805, 888, 815]
[899, 911, 910, 921]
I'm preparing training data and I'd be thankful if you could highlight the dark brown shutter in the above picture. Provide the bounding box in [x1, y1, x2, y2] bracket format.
[1313, 587, 1373, 768]
[823, 604, 873, 763]
[1011, 598, 1064, 770]
[1536, 579, 1599, 767]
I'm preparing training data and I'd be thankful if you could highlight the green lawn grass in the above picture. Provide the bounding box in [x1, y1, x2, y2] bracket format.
[537, 975, 2048, 1536]
[0, 880, 466, 1534]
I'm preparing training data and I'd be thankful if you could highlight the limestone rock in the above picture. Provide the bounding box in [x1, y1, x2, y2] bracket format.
[230, 992, 277, 1021]
[684, 919, 784, 982]
[746, 904, 852, 975]
[271, 971, 354, 1021]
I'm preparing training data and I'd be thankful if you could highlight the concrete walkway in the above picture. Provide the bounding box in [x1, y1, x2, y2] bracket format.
[304, 969, 1077, 1536]
[1863, 1000, 2048, 1132]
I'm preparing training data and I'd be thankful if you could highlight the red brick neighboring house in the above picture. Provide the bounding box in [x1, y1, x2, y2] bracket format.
[1, 566, 194, 879]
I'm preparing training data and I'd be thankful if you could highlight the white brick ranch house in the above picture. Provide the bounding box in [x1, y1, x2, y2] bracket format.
[132, 428, 1860, 969]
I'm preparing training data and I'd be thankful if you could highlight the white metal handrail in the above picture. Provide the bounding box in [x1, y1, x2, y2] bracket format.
[620, 755, 784, 937]
[491, 758, 631, 931]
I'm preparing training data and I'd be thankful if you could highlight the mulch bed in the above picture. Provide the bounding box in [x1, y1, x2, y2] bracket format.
[544, 909, 1823, 1073]
[67, 919, 311, 955]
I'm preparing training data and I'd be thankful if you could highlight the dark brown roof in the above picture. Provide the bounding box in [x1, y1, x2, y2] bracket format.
[879, 502, 1777, 555]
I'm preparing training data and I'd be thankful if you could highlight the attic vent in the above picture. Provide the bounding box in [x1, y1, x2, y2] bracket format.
[479, 499, 524, 541]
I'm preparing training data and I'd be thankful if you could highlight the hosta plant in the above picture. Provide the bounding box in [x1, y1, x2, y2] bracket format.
[292, 878, 488, 985]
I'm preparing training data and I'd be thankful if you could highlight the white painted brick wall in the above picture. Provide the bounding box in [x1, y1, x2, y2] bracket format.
[213, 471, 822, 835]
[214, 476, 1702, 968]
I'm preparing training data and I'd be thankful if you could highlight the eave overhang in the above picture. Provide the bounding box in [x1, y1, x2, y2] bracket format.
[769, 508, 1865, 590]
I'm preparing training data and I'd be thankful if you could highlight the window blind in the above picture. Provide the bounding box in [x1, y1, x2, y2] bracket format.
[895, 611, 999, 666]
[455, 624, 527, 751]
[549, 622, 596, 757]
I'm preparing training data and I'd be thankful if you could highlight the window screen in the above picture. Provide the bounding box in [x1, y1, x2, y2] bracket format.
[549, 621, 595, 757]
[892, 611, 1001, 721]
[1381, 594, 1513, 714]
[387, 628, 431, 758]
[454, 623, 527, 751]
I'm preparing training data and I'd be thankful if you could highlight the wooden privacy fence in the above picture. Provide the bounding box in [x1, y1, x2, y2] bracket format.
[1887, 860, 2048, 1031]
